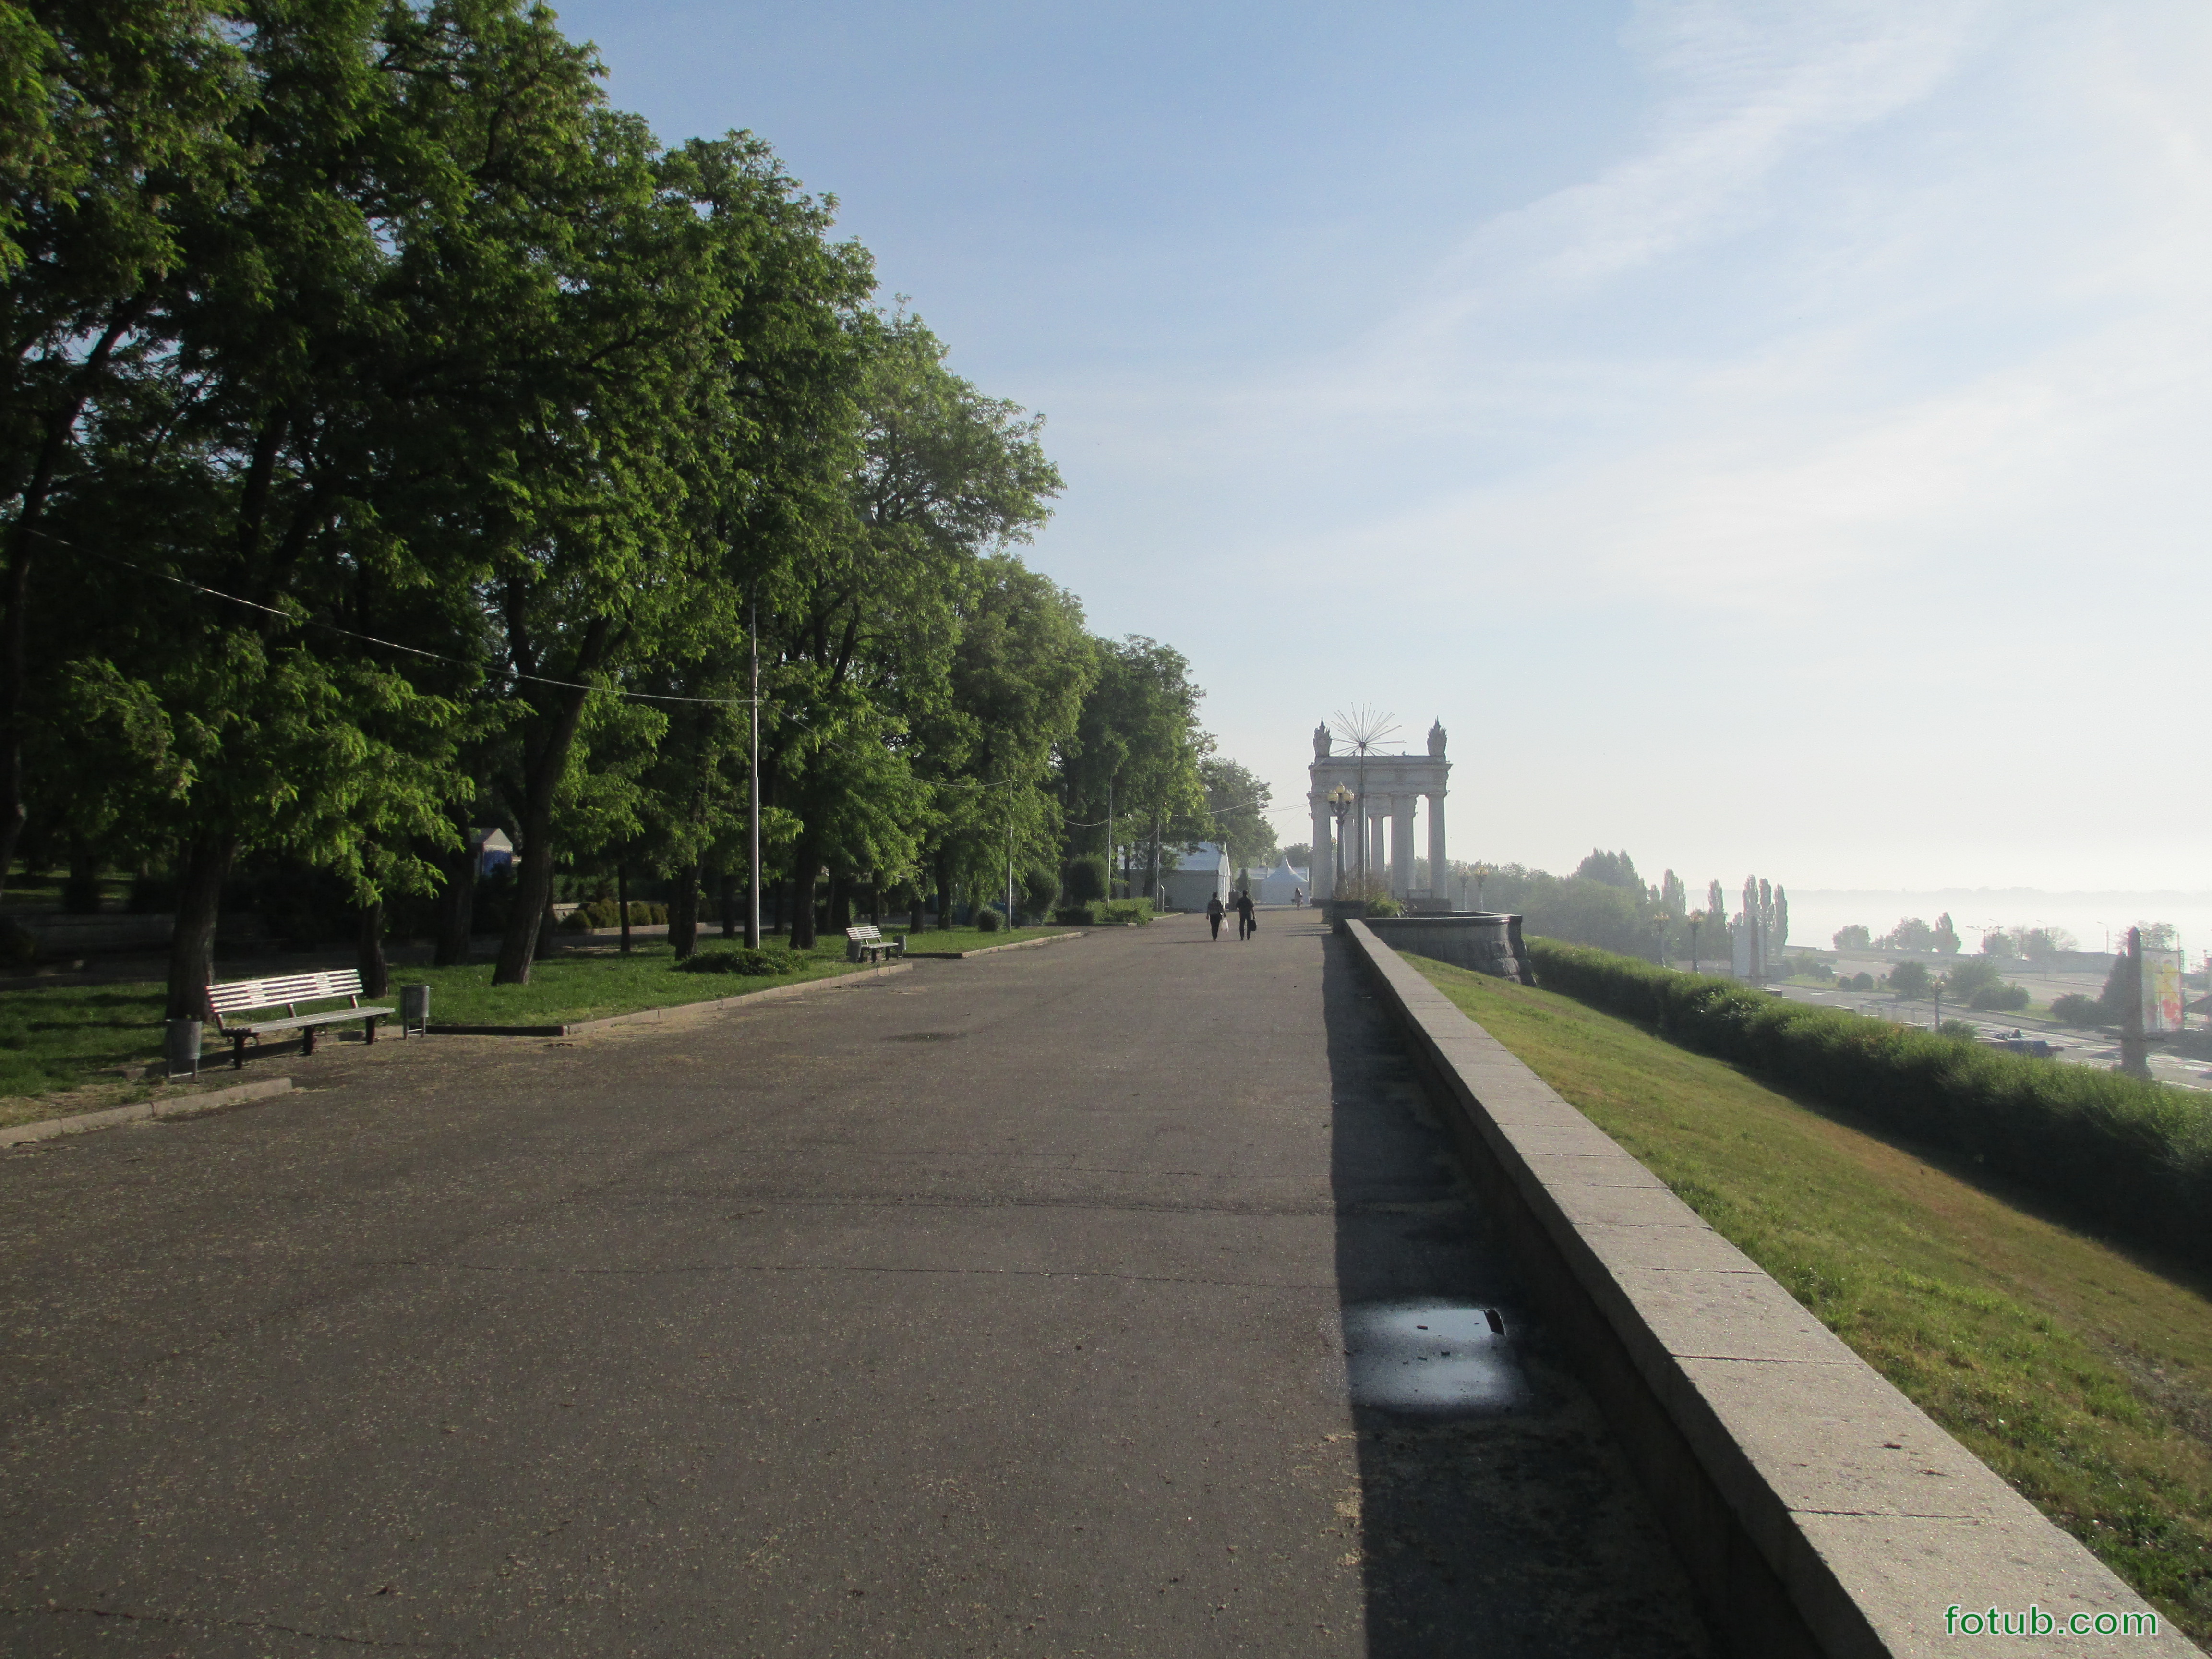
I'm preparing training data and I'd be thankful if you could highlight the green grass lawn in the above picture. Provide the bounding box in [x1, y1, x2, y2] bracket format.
[408, 938, 861, 1026]
[0, 982, 174, 1104]
[887, 925, 1075, 954]
[0, 938, 871, 1115]
[1404, 952, 2212, 1642]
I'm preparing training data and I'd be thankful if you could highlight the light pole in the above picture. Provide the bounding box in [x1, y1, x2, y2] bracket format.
[1327, 785, 1352, 895]
[1690, 915, 1701, 974]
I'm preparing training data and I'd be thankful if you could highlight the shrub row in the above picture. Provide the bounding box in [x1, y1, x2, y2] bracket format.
[1053, 900, 1154, 926]
[674, 948, 794, 977]
[1524, 938, 2212, 1268]
[562, 900, 670, 932]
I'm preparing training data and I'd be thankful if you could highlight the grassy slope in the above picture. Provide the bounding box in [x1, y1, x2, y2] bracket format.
[0, 940, 867, 1107]
[1405, 953, 2212, 1641]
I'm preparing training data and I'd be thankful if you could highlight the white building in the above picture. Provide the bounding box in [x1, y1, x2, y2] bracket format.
[1156, 842, 1233, 913]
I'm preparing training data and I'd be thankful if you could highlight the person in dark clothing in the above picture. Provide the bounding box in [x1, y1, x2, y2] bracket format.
[1206, 892, 1225, 940]
[1237, 890, 1256, 941]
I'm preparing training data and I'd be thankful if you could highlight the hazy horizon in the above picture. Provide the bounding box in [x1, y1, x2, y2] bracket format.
[553, 1, 2211, 892]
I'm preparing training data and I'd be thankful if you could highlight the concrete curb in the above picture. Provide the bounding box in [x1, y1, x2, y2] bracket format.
[0, 1077, 293, 1148]
[564, 960, 913, 1032]
[416, 963, 916, 1037]
[899, 931, 1084, 960]
[1342, 919, 2193, 1658]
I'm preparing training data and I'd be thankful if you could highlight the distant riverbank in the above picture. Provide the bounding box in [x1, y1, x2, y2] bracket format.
[1785, 889, 2212, 959]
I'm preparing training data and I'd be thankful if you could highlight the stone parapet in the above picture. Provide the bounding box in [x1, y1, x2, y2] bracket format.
[1342, 917, 2194, 1659]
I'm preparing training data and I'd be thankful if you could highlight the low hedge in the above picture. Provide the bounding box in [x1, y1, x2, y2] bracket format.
[562, 900, 669, 932]
[674, 947, 793, 976]
[1524, 938, 2212, 1267]
[1052, 900, 1153, 926]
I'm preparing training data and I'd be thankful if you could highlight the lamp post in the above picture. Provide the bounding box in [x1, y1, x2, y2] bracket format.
[1327, 785, 1353, 894]
[1472, 861, 1491, 913]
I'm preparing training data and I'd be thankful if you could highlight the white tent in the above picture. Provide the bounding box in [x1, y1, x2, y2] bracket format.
[1255, 854, 1310, 906]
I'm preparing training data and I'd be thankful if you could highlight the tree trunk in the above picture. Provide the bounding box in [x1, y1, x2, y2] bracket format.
[617, 860, 632, 955]
[718, 865, 738, 938]
[669, 862, 699, 959]
[869, 877, 883, 927]
[935, 847, 955, 930]
[535, 890, 556, 959]
[432, 834, 475, 966]
[357, 897, 389, 998]
[63, 832, 100, 914]
[909, 880, 924, 936]
[789, 827, 821, 949]
[493, 683, 595, 985]
[165, 834, 238, 1020]
[827, 868, 851, 933]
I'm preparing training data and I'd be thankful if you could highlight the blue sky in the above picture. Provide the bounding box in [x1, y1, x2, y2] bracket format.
[555, 0, 2212, 893]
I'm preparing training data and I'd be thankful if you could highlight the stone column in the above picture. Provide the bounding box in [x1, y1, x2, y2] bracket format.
[1366, 805, 1386, 888]
[1392, 798, 1415, 897]
[1309, 793, 1332, 901]
[1427, 792, 1446, 908]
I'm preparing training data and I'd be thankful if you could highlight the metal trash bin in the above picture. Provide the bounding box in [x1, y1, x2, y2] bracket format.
[163, 1018, 202, 1081]
[399, 983, 430, 1037]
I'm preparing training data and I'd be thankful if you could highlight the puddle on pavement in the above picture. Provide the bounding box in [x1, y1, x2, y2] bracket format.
[1336, 1301, 1527, 1415]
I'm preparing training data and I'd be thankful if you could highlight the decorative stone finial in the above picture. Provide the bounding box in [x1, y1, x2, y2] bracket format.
[1427, 719, 1447, 757]
[1313, 722, 1332, 759]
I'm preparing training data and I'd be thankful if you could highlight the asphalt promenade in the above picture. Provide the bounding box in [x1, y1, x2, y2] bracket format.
[0, 910, 1710, 1656]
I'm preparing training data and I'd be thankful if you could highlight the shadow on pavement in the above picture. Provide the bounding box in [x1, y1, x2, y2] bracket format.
[1320, 926, 1712, 1658]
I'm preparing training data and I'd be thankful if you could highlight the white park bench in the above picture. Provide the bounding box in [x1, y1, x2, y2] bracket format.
[844, 925, 904, 965]
[204, 969, 396, 1070]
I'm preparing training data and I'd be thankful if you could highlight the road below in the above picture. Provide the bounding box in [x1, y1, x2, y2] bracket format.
[0, 912, 1708, 1656]
[1764, 980, 2212, 1092]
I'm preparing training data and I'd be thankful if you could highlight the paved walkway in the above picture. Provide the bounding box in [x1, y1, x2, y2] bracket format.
[0, 912, 1708, 1656]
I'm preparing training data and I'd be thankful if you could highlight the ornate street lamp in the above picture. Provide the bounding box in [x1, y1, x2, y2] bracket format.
[1327, 785, 1353, 893]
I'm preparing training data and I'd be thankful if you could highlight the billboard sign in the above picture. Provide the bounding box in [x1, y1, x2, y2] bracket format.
[2143, 948, 2185, 1035]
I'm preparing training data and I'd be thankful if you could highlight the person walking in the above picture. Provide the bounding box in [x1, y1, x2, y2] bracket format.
[1206, 892, 1225, 941]
[1237, 889, 1256, 941]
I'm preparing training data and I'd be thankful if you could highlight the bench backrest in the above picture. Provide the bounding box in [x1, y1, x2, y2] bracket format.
[845, 926, 882, 943]
[206, 969, 367, 1023]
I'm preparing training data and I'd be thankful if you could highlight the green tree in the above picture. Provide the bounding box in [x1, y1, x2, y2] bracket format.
[1199, 756, 1277, 872]
[764, 311, 1061, 946]
[1064, 636, 1204, 901]
[0, 0, 246, 901]
[1882, 917, 1936, 952]
[1575, 848, 1641, 890]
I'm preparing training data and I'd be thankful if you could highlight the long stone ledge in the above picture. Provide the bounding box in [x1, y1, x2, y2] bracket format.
[1342, 918, 2196, 1658]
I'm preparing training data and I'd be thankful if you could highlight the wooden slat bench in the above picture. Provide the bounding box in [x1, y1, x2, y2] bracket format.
[844, 925, 904, 965]
[205, 970, 396, 1069]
